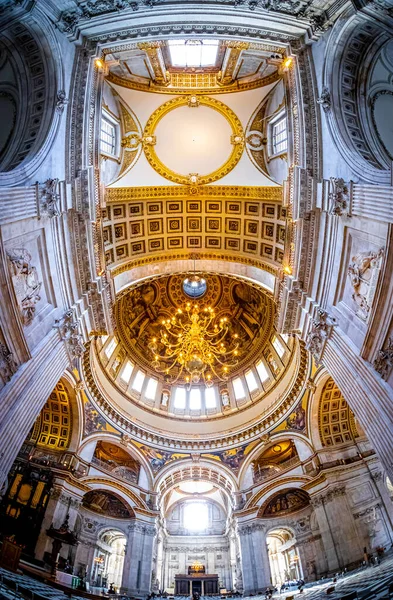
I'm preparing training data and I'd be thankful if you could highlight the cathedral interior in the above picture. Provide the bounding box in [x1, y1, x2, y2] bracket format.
[0, 0, 393, 599]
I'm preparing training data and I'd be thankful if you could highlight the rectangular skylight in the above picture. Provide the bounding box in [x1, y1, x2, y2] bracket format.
[168, 39, 219, 68]
[272, 336, 285, 358]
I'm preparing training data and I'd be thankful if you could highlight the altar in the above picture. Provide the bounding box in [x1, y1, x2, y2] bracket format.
[174, 573, 219, 596]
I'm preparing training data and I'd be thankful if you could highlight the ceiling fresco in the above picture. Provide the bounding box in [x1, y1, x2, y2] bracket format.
[116, 274, 275, 382]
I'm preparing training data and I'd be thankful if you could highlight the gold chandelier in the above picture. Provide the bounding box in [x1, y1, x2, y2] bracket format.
[149, 302, 239, 388]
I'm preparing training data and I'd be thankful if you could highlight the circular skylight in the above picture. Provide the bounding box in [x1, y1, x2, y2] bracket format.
[182, 275, 207, 298]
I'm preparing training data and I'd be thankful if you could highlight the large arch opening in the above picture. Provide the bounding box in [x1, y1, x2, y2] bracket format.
[267, 528, 303, 589]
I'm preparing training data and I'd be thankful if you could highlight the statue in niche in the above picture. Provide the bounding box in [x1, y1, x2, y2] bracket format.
[161, 390, 170, 407]
[7, 248, 42, 326]
[221, 390, 230, 408]
[265, 352, 279, 376]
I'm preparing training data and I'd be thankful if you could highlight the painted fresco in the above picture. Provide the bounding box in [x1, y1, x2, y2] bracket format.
[261, 488, 309, 517]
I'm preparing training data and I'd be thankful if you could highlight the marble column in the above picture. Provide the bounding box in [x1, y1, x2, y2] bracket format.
[122, 520, 156, 597]
[311, 486, 363, 571]
[310, 496, 340, 573]
[238, 522, 270, 594]
[371, 470, 393, 541]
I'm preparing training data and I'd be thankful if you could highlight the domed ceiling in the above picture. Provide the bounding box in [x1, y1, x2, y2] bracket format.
[84, 273, 308, 447]
[115, 273, 275, 383]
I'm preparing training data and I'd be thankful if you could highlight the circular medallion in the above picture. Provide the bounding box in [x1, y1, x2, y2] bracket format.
[143, 95, 244, 185]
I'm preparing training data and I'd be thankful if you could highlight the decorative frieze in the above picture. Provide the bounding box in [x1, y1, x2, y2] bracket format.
[0, 340, 17, 384]
[373, 337, 393, 380]
[306, 308, 336, 365]
[6, 247, 42, 327]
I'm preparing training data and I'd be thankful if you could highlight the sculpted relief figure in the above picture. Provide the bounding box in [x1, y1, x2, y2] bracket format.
[7, 248, 42, 326]
[347, 248, 384, 321]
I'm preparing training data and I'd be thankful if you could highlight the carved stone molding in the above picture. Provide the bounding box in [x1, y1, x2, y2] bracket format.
[328, 177, 350, 217]
[373, 337, 393, 381]
[306, 308, 336, 365]
[55, 309, 86, 363]
[316, 87, 331, 113]
[0, 339, 17, 384]
[310, 485, 346, 508]
[371, 470, 383, 482]
[6, 247, 42, 327]
[56, 90, 69, 113]
[38, 178, 61, 218]
[353, 503, 381, 520]
[128, 521, 156, 536]
[238, 522, 267, 536]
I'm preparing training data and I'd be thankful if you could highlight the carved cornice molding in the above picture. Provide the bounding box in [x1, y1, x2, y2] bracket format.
[54, 309, 86, 364]
[373, 337, 393, 381]
[310, 485, 346, 508]
[106, 69, 280, 95]
[106, 185, 282, 203]
[37, 178, 61, 219]
[238, 522, 267, 536]
[305, 308, 336, 365]
[353, 503, 381, 520]
[328, 177, 350, 217]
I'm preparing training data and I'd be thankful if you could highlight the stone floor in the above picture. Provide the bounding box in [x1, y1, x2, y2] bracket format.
[1, 558, 393, 600]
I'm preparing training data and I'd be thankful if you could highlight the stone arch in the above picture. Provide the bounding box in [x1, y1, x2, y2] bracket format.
[78, 433, 154, 489]
[322, 11, 392, 184]
[245, 475, 311, 510]
[155, 459, 237, 504]
[0, 18, 65, 185]
[238, 432, 314, 489]
[315, 375, 359, 450]
[80, 476, 148, 511]
[82, 488, 135, 519]
[258, 487, 310, 518]
[27, 373, 82, 455]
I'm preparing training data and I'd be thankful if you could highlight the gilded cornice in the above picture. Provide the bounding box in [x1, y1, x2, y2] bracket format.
[106, 70, 281, 95]
[142, 95, 244, 185]
[106, 185, 282, 202]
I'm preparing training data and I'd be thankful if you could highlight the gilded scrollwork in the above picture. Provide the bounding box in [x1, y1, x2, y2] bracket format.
[142, 95, 244, 185]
